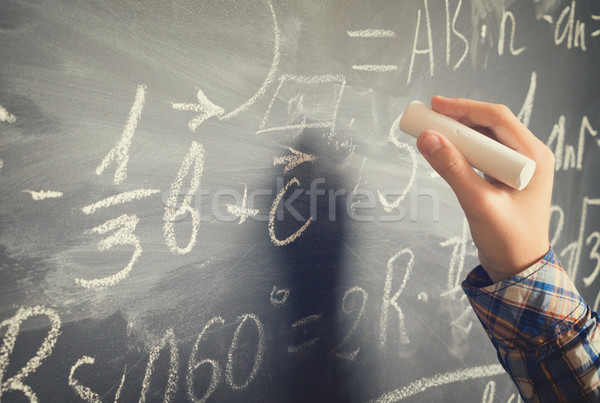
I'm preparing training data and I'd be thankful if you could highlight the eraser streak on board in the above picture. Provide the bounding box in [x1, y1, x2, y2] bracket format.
[399, 101, 536, 191]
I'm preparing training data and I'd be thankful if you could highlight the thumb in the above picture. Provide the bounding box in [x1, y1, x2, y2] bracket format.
[416, 131, 490, 208]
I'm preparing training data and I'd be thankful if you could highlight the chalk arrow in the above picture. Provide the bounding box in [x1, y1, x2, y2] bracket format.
[273, 147, 316, 173]
[172, 89, 225, 131]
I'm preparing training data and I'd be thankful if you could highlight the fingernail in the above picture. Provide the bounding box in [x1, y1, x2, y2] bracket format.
[419, 133, 443, 157]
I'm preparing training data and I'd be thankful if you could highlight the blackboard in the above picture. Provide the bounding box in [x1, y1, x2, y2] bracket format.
[1, 0, 599, 401]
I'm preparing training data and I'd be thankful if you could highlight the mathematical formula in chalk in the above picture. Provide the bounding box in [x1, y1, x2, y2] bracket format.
[1, 0, 599, 401]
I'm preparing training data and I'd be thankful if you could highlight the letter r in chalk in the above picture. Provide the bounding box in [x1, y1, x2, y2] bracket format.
[379, 248, 414, 347]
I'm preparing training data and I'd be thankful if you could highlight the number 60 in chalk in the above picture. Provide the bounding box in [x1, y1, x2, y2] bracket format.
[399, 101, 536, 191]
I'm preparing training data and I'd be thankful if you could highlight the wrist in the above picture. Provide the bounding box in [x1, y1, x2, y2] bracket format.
[480, 244, 551, 283]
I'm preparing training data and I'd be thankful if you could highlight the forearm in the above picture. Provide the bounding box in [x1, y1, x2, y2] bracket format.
[414, 97, 600, 400]
[462, 247, 600, 402]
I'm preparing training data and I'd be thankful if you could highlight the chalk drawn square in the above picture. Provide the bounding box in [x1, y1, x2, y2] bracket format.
[257, 74, 345, 136]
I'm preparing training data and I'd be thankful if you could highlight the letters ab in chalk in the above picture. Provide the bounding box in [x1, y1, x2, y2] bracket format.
[399, 101, 536, 191]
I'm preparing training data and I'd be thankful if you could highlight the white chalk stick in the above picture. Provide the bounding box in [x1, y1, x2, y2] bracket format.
[399, 101, 536, 190]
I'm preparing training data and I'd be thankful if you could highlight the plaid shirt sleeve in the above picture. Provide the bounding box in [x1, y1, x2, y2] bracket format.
[462, 246, 600, 402]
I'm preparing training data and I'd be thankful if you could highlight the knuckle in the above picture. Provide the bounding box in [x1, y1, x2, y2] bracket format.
[491, 104, 512, 125]
[477, 190, 498, 209]
[497, 104, 512, 115]
[439, 153, 465, 180]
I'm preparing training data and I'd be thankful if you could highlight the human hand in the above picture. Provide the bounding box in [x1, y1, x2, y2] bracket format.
[416, 96, 555, 283]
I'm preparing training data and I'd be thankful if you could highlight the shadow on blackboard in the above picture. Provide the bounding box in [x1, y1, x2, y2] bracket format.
[269, 124, 357, 402]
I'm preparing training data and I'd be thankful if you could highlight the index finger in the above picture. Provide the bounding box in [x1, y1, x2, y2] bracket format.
[430, 96, 534, 153]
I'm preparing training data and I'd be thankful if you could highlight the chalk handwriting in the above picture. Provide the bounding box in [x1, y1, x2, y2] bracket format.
[507, 393, 524, 403]
[3, 2, 599, 401]
[171, 89, 224, 131]
[226, 314, 265, 390]
[547, 115, 597, 171]
[139, 328, 179, 403]
[287, 92, 304, 121]
[549, 205, 565, 246]
[346, 0, 531, 78]
[547, 115, 568, 169]
[440, 218, 475, 297]
[187, 316, 225, 403]
[481, 380, 496, 403]
[115, 365, 127, 403]
[273, 147, 316, 173]
[498, 9, 526, 56]
[444, 0, 468, 70]
[21, 190, 64, 200]
[347, 0, 541, 77]
[347, 30, 396, 38]
[517, 71, 537, 128]
[288, 314, 322, 353]
[559, 197, 600, 282]
[81, 188, 160, 215]
[186, 314, 266, 397]
[171, 1, 280, 124]
[555, 1, 587, 51]
[96, 84, 147, 184]
[270, 286, 290, 305]
[75, 214, 142, 290]
[377, 117, 417, 213]
[0, 306, 61, 402]
[380, 248, 414, 347]
[370, 364, 505, 402]
[258, 74, 346, 139]
[353, 65, 399, 72]
[450, 302, 473, 334]
[350, 156, 367, 211]
[226, 183, 259, 224]
[0, 105, 16, 124]
[69, 356, 100, 403]
[347, 29, 398, 71]
[542, 15, 554, 24]
[407, 0, 433, 84]
[593, 15, 600, 37]
[332, 286, 367, 360]
[163, 141, 204, 255]
[583, 232, 600, 287]
[268, 177, 312, 246]
[219, 0, 280, 121]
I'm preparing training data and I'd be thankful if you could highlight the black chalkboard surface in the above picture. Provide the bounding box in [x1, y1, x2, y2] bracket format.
[1, 0, 599, 401]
